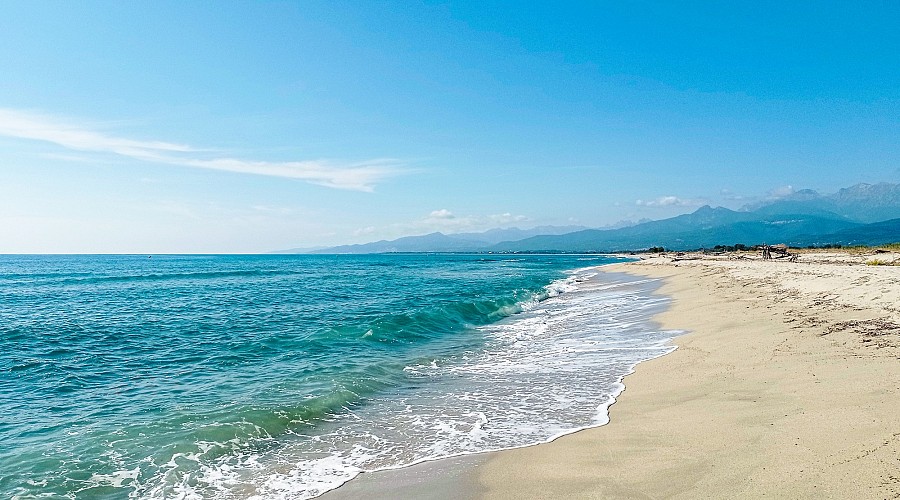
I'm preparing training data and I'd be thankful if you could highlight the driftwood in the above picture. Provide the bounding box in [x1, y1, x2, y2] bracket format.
[762, 244, 797, 262]
[770, 244, 789, 255]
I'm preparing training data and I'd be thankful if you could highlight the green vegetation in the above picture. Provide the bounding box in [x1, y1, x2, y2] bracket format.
[865, 259, 900, 266]
[709, 244, 750, 252]
[835, 242, 900, 255]
[803, 243, 845, 249]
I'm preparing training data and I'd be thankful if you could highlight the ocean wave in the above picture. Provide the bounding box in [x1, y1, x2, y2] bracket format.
[353, 278, 578, 345]
[2, 254, 645, 500]
[153, 270, 673, 499]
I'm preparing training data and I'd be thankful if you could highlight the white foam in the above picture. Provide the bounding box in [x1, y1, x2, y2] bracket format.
[135, 267, 679, 499]
[87, 467, 140, 489]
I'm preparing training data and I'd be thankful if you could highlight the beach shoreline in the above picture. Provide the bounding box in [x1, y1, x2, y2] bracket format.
[321, 250, 900, 499]
[479, 251, 900, 498]
[317, 265, 675, 499]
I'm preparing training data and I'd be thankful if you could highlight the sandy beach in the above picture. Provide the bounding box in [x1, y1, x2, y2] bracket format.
[480, 251, 900, 499]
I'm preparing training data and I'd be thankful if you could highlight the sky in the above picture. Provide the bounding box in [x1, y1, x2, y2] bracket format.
[1, 1, 899, 253]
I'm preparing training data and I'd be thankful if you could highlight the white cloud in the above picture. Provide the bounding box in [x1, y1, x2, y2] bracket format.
[768, 185, 795, 198]
[0, 108, 403, 191]
[635, 195, 704, 207]
[488, 212, 528, 224]
[341, 209, 534, 244]
[382, 209, 531, 236]
[428, 209, 455, 219]
[0, 108, 195, 155]
[719, 188, 748, 201]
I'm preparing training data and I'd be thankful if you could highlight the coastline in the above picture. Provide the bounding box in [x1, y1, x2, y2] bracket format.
[320, 251, 900, 499]
[479, 252, 900, 498]
[317, 265, 675, 499]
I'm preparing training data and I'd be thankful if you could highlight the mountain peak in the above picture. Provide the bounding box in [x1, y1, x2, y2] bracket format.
[835, 182, 899, 200]
[786, 189, 821, 200]
[692, 205, 733, 215]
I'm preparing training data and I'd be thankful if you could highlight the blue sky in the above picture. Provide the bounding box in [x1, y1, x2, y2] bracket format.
[1, 1, 898, 252]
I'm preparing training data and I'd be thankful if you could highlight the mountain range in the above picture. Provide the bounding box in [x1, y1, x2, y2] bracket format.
[288, 182, 900, 254]
[304, 225, 588, 254]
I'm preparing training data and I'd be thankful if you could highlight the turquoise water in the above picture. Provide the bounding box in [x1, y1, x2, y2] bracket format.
[0, 254, 674, 499]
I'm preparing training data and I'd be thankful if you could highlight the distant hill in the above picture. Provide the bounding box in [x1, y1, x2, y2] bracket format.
[269, 245, 331, 254]
[488, 207, 864, 252]
[821, 218, 900, 246]
[305, 225, 588, 254]
[287, 182, 900, 254]
[313, 232, 487, 254]
[445, 225, 588, 245]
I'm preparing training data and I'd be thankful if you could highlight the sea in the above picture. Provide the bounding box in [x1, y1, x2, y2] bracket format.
[0, 254, 677, 499]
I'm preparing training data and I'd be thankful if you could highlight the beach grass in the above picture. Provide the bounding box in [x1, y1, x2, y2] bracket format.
[865, 258, 900, 266]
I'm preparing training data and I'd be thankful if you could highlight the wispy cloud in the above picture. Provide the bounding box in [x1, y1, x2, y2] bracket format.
[0, 109, 196, 156]
[767, 185, 795, 198]
[398, 209, 530, 233]
[0, 108, 403, 191]
[719, 188, 748, 202]
[635, 195, 706, 207]
[353, 226, 376, 236]
[352, 210, 531, 240]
